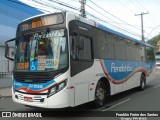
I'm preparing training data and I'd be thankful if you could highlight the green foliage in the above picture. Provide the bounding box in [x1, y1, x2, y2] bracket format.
[147, 35, 160, 47]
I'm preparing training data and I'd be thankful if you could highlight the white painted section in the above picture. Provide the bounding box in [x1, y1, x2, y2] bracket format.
[146, 67, 156, 83]
[114, 84, 122, 94]
[75, 83, 88, 105]
[122, 80, 127, 92]
[127, 75, 134, 90]
[133, 73, 141, 88]
[72, 65, 94, 106]
[53, 71, 75, 107]
[88, 81, 96, 102]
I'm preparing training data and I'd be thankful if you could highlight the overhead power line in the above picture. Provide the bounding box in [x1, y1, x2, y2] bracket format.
[88, 0, 141, 30]
[31, 0, 65, 11]
[133, 0, 159, 34]
[7, 0, 51, 13]
[85, 4, 141, 38]
[146, 25, 160, 40]
[135, 0, 148, 11]
[48, 0, 79, 11]
[8, 0, 142, 38]
[86, 12, 141, 38]
[86, 3, 140, 29]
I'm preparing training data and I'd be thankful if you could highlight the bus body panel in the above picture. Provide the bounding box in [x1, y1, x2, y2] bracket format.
[71, 63, 94, 106]
[146, 66, 156, 83]
[9, 12, 156, 108]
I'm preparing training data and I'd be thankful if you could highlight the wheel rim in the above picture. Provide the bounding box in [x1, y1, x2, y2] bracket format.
[142, 81, 145, 88]
[95, 86, 105, 105]
[96, 87, 105, 100]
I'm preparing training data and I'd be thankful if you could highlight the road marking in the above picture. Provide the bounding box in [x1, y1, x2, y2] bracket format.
[102, 98, 131, 111]
[153, 84, 160, 88]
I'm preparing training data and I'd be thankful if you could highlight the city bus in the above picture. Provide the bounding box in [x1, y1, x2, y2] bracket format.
[5, 12, 156, 108]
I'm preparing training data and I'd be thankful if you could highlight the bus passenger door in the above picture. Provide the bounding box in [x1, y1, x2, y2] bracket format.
[70, 33, 94, 106]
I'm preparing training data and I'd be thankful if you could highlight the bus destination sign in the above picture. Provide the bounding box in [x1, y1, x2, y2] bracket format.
[18, 14, 63, 32]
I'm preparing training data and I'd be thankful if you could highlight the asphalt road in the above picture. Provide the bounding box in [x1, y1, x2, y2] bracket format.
[0, 75, 160, 120]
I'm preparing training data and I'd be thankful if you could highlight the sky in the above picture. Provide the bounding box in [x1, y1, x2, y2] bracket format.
[19, 0, 160, 41]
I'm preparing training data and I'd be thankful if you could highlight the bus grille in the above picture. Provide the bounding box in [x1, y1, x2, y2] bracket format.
[13, 72, 53, 83]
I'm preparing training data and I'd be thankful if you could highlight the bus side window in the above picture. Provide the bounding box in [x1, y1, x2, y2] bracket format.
[70, 34, 92, 61]
[78, 36, 92, 61]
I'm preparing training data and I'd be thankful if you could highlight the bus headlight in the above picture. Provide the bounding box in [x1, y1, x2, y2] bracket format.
[48, 79, 67, 97]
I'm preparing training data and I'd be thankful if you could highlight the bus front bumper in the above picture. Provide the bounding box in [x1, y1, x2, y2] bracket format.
[12, 87, 70, 108]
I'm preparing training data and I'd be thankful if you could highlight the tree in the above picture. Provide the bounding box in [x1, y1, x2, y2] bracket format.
[147, 35, 160, 51]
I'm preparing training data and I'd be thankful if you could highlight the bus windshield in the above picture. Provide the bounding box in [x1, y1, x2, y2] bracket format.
[15, 29, 68, 71]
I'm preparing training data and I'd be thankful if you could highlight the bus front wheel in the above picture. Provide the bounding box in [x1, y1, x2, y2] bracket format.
[93, 81, 107, 108]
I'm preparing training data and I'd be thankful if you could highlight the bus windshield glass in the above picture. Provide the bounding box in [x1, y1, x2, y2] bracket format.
[15, 29, 68, 71]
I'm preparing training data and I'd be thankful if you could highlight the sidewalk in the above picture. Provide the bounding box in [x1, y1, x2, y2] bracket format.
[0, 87, 12, 97]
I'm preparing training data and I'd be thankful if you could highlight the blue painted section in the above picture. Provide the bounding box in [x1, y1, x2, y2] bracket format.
[13, 79, 55, 91]
[103, 60, 155, 80]
[97, 24, 154, 48]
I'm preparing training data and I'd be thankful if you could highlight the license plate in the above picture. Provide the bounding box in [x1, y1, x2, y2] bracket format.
[24, 97, 33, 102]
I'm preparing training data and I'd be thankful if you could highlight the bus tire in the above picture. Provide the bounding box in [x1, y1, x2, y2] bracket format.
[139, 74, 146, 91]
[93, 81, 107, 108]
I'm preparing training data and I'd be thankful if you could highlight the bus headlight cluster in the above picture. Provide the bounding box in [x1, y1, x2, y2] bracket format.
[48, 79, 67, 97]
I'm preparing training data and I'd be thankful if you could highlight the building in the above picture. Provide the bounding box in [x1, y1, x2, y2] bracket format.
[156, 41, 160, 64]
[157, 40, 160, 52]
[155, 41, 160, 76]
[0, 1, 42, 78]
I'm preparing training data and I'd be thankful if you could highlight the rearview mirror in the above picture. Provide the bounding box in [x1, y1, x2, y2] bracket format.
[5, 38, 15, 61]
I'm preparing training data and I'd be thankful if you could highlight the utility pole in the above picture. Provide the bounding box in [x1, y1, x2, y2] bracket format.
[135, 12, 149, 41]
[80, 0, 86, 18]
